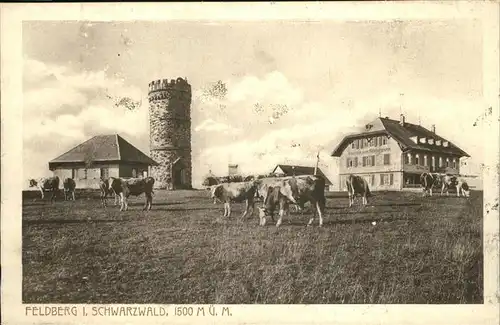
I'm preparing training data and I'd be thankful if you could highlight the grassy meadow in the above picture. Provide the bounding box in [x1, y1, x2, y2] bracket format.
[22, 189, 483, 304]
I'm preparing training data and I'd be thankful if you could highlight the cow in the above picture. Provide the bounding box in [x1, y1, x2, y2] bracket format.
[345, 175, 372, 207]
[257, 185, 292, 227]
[99, 177, 120, 207]
[109, 177, 155, 211]
[210, 181, 262, 218]
[257, 175, 326, 227]
[63, 178, 76, 201]
[420, 172, 440, 197]
[440, 174, 458, 196]
[456, 179, 471, 197]
[28, 176, 60, 201]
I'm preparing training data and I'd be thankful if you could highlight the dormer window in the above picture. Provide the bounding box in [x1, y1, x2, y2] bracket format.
[443, 141, 449, 147]
[410, 136, 418, 144]
[436, 140, 442, 146]
[428, 138, 434, 145]
[419, 137, 426, 144]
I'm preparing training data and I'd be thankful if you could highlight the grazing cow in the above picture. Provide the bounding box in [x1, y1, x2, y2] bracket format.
[257, 175, 326, 227]
[456, 179, 471, 197]
[109, 177, 155, 211]
[99, 178, 120, 207]
[210, 181, 262, 218]
[28, 176, 60, 201]
[257, 185, 292, 227]
[440, 175, 458, 196]
[63, 178, 76, 201]
[346, 175, 372, 207]
[420, 172, 440, 197]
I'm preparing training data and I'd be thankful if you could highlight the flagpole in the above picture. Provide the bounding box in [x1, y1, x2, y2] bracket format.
[314, 151, 320, 176]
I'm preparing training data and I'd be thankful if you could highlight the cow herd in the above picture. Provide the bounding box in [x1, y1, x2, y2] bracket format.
[419, 172, 471, 198]
[26, 171, 471, 228]
[27, 176, 155, 211]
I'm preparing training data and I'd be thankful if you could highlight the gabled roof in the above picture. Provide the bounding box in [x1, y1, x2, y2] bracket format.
[331, 117, 470, 157]
[49, 134, 159, 166]
[272, 164, 333, 185]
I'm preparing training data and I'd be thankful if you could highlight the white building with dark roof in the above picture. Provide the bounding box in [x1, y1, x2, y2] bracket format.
[48, 134, 158, 189]
[331, 114, 470, 191]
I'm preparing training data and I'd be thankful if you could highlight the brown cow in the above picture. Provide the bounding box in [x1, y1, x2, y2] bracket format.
[63, 178, 76, 201]
[99, 178, 120, 207]
[456, 179, 471, 197]
[210, 181, 261, 218]
[440, 174, 458, 196]
[257, 175, 326, 227]
[346, 175, 371, 207]
[109, 177, 155, 211]
[28, 176, 60, 202]
[420, 172, 440, 197]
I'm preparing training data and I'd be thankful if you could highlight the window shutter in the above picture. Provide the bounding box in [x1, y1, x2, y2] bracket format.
[372, 155, 376, 166]
[380, 174, 383, 184]
[354, 157, 358, 167]
[390, 173, 394, 185]
[371, 174, 375, 185]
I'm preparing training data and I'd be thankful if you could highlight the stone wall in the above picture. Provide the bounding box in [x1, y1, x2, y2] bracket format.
[148, 77, 192, 190]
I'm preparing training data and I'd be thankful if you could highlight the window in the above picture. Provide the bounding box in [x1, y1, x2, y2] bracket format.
[132, 168, 137, 178]
[406, 153, 412, 165]
[100, 168, 109, 179]
[351, 142, 355, 149]
[371, 155, 375, 166]
[347, 158, 353, 168]
[439, 157, 443, 167]
[72, 169, 77, 179]
[383, 154, 390, 165]
[371, 174, 375, 186]
[415, 154, 420, 165]
[355, 140, 360, 149]
[453, 159, 457, 169]
[360, 139, 364, 149]
[446, 158, 450, 168]
[354, 157, 358, 167]
[382, 136, 388, 145]
[78, 168, 87, 180]
[380, 173, 393, 185]
[431, 156, 435, 167]
[424, 155, 428, 167]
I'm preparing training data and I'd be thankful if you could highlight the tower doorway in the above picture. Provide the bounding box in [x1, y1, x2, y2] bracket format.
[171, 157, 188, 189]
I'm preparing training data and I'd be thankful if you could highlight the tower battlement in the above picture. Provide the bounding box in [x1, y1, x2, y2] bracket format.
[148, 77, 191, 94]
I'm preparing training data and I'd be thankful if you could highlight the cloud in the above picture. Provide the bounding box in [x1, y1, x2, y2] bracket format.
[194, 118, 242, 135]
[23, 57, 148, 181]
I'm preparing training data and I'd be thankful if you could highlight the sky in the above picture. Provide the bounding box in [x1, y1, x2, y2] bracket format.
[22, 19, 486, 189]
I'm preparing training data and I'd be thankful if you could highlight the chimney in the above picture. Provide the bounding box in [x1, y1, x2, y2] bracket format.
[399, 114, 405, 126]
[431, 124, 436, 133]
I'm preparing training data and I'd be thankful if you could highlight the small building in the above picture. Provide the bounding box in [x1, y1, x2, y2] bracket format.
[271, 164, 333, 189]
[330, 115, 470, 191]
[48, 134, 159, 189]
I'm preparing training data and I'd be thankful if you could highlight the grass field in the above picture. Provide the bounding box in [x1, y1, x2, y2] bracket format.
[22, 189, 483, 304]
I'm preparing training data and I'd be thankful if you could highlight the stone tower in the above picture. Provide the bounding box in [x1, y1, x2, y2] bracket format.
[148, 77, 192, 189]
